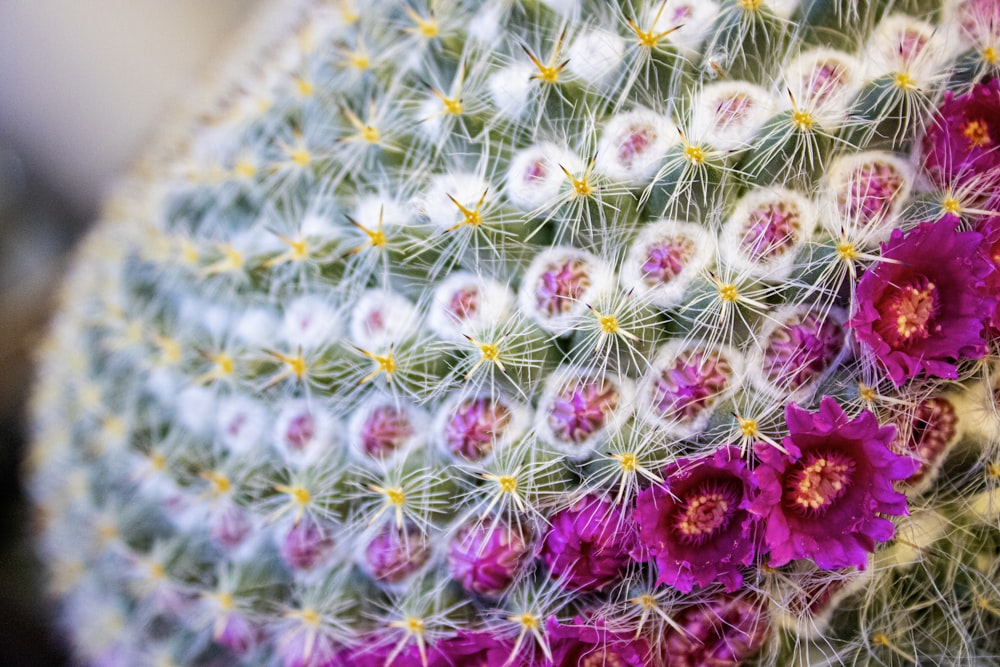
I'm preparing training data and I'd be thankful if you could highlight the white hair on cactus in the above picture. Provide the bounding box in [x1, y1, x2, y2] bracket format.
[488, 63, 535, 119]
[505, 142, 581, 212]
[595, 108, 677, 186]
[273, 398, 341, 467]
[950, 367, 1000, 443]
[647, 0, 721, 55]
[427, 271, 516, 342]
[233, 307, 279, 347]
[821, 151, 914, 247]
[418, 172, 492, 231]
[864, 14, 948, 85]
[770, 561, 873, 639]
[535, 366, 636, 460]
[620, 219, 716, 309]
[781, 48, 863, 131]
[175, 385, 219, 437]
[280, 295, 342, 350]
[719, 186, 817, 281]
[432, 390, 532, 465]
[349, 290, 419, 350]
[566, 28, 626, 90]
[637, 339, 744, 438]
[347, 396, 429, 468]
[518, 246, 616, 335]
[216, 395, 269, 454]
[879, 511, 950, 568]
[688, 81, 775, 151]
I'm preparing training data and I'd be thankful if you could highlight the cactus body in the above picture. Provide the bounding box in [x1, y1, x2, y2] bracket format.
[27, 0, 1000, 665]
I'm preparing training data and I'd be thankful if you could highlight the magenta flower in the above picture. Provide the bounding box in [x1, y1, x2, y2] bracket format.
[540, 495, 634, 592]
[442, 396, 512, 462]
[447, 518, 530, 597]
[334, 637, 429, 667]
[635, 445, 757, 593]
[978, 215, 1000, 337]
[850, 217, 992, 385]
[921, 78, 1000, 186]
[363, 522, 432, 585]
[546, 617, 650, 667]
[428, 632, 513, 667]
[280, 516, 335, 572]
[662, 594, 769, 667]
[213, 611, 260, 654]
[750, 397, 918, 570]
[892, 396, 960, 489]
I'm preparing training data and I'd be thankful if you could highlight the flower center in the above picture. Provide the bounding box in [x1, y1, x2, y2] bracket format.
[962, 118, 992, 148]
[740, 200, 800, 262]
[523, 159, 547, 182]
[714, 93, 752, 129]
[761, 310, 844, 393]
[802, 61, 848, 105]
[443, 397, 512, 461]
[361, 405, 413, 458]
[785, 450, 855, 515]
[365, 524, 430, 583]
[674, 480, 740, 544]
[548, 378, 620, 444]
[616, 125, 656, 167]
[642, 237, 695, 286]
[895, 397, 957, 485]
[582, 651, 627, 667]
[285, 413, 315, 451]
[875, 277, 938, 348]
[535, 258, 592, 316]
[651, 350, 732, 423]
[839, 160, 905, 226]
[448, 286, 480, 321]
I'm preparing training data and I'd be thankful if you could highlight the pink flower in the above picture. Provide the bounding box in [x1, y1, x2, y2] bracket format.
[447, 518, 530, 597]
[546, 617, 650, 667]
[280, 516, 335, 572]
[428, 632, 513, 667]
[662, 594, 769, 667]
[363, 522, 432, 585]
[540, 495, 634, 592]
[977, 214, 1000, 338]
[635, 446, 757, 593]
[921, 78, 1000, 186]
[750, 397, 918, 570]
[850, 217, 992, 385]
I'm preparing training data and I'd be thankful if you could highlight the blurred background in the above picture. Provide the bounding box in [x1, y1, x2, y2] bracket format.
[0, 2, 259, 663]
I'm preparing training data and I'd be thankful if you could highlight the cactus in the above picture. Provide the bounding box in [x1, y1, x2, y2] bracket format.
[26, 0, 1000, 665]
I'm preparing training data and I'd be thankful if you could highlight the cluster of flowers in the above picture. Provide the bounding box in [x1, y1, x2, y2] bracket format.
[25, 0, 1000, 666]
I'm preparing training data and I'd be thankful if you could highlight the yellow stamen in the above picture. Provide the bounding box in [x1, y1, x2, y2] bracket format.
[404, 7, 438, 39]
[343, 106, 380, 144]
[614, 452, 639, 472]
[718, 282, 739, 303]
[295, 78, 314, 97]
[270, 349, 308, 382]
[203, 471, 231, 495]
[346, 207, 388, 254]
[523, 33, 567, 85]
[962, 118, 992, 148]
[463, 335, 507, 378]
[356, 345, 396, 385]
[446, 189, 488, 231]
[836, 241, 858, 262]
[894, 72, 915, 91]
[560, 156, 596, 198]
[737, 417, 759, 438]
[627, 1, 684, 49]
